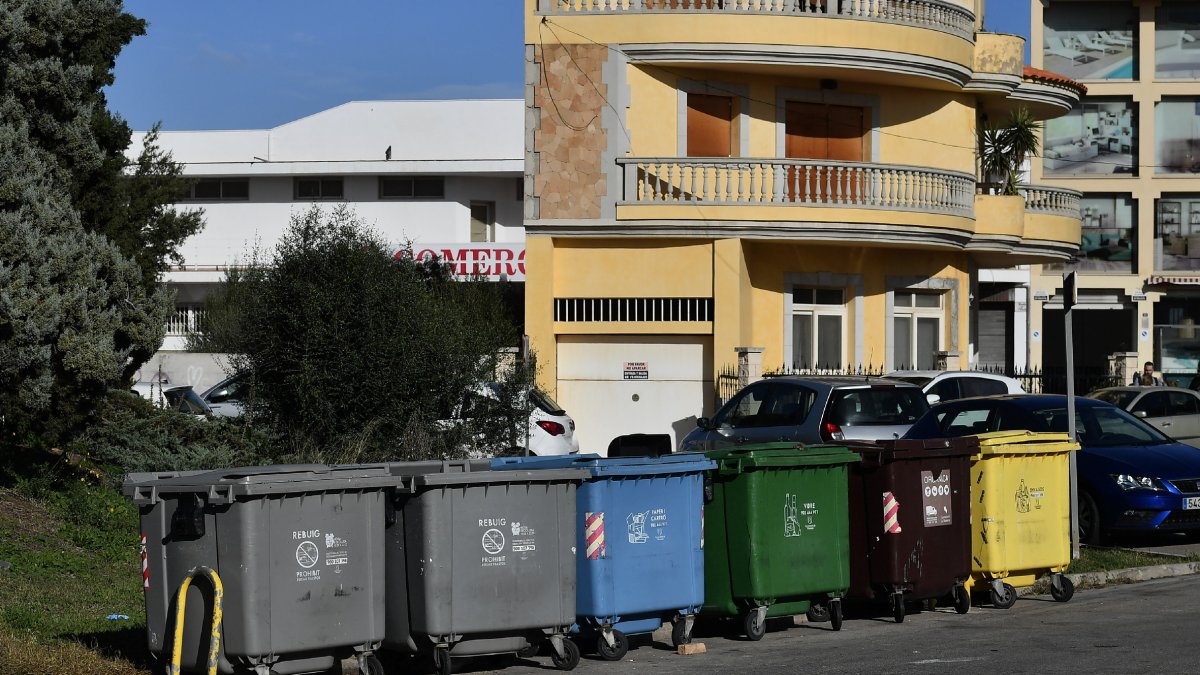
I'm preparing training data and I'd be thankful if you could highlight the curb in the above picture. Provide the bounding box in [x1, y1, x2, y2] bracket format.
[1019, 560, 1200, 596]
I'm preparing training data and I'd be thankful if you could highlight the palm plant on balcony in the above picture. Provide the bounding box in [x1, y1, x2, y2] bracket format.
[978, 107, 1042, 196]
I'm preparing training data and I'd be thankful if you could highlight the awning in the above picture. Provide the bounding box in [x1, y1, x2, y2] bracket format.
[1147, 275, 1200, 286]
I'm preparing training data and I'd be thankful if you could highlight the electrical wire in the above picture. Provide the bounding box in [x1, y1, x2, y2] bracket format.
[540, 17, 1200, 174]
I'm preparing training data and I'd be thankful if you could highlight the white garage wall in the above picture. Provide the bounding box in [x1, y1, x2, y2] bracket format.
[557, 335, 714, 454]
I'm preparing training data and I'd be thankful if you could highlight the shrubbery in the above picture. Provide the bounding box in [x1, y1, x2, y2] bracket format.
[192, 206, 535, 464]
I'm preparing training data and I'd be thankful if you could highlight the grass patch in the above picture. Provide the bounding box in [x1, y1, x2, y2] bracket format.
[1067, 545, 1200, 574]
[0, 481, 150, 675]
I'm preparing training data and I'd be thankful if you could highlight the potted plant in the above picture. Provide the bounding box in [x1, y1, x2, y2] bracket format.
[978, 107, 1042, 195]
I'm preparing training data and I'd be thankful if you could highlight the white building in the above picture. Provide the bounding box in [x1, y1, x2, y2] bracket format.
[134, 99, 525, 390]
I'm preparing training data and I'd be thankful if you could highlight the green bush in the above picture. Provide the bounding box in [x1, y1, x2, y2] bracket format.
[65, 390, 277, 481]
[194, 206, 534, 463]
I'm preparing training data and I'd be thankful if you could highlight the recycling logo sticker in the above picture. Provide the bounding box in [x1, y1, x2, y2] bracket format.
[296, 541, 319, 569]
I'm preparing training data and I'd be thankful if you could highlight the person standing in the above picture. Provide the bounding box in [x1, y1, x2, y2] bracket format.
[1132, 361, 1164, 386]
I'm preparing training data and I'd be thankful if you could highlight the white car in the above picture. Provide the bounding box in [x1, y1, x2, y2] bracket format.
[463, 385, 580, 457]
[130, 383, 212, 417]
[886, 370, 1025, 405]
[200, 375, 247, 418]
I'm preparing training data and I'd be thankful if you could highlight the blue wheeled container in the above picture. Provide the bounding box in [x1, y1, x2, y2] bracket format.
[492, 453, 715, 661]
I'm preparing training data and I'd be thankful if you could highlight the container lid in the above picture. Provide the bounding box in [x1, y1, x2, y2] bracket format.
[706, 443, 858, 473]
[849, 437, 980, 462]
[123, 464, 397, 506]
[383, 460, 590, 491]
[491, 453, 717, 478]
[973, 430, 1079, 455]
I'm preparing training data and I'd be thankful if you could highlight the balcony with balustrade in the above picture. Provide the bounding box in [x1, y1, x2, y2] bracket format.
[613, 157, 978, 248]
[529, 0, 978, 90]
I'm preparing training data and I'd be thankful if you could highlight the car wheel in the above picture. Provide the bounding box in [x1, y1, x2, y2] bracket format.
[1078, 490, 1105, 546]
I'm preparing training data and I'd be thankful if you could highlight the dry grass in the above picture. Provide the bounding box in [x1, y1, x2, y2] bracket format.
[0, 625, 147, 675]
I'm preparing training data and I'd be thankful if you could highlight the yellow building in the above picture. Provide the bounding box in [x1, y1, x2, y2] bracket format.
[523, 0, 1084, 452]
[1029, 0, 1200, 387]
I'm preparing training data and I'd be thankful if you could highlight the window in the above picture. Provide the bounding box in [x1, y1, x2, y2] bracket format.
[930, 379, 959, 402]
[379, 176, 445, 199]
[715, 383, 769, 429]
[1043, 3, 1137, 82]
[893, 291, 943, 370]
[687, 93, 734, 157]
[1168, 391, 1200, 416]
[1042, 98, 1136, 176]
[937, 407, 993, 436]
[1049, 194, 1135, 273]
[1132, 392, 1168, 418]
[470, 202, 495, 243]
[1155, 2, 1200, 80]
[959, 377, 1009, 398]
[295, 177, 344, 200]
[716, 383, 816, 430]
[189, 178, 249, 201]
[791, 287, 845, 369]
[1154, 100, 1200, 175]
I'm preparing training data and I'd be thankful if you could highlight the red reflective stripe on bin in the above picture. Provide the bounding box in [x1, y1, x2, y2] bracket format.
[585, 512, 606, 560]
[140, 533, 149, 590]
[883, 492, 902, 534]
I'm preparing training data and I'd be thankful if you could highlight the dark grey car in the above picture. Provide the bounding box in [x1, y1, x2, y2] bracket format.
[678, 376, 929, 452]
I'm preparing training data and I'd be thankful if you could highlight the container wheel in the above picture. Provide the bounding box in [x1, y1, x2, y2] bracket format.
[596, 630, 629, 661]
[671, 619, 691, 647]
[990, 582, 1017, 610]
[358, 654, 382, 675]
[805, 603, 830, 623]
[550, 638, 581, 671]
[516, 642, 540, 659]
[954, 585, 971, 615]
[1051, 575, 1075, 603]
[743, 608, 766, 641]
[830, 599, 843, 632]
[892, 593, 905, 624]
[433, 646, 453, 675]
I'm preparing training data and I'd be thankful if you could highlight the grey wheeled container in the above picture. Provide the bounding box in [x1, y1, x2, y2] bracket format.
[382, 460, 589, 673]
[124, 464, 395, 675]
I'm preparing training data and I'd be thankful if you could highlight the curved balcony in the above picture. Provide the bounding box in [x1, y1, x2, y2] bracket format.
[611, 157, 976, 247]
[1019, 184, 1082, 220]
[961, 184, 1082, 264]
[533, 0, 976, 89]
[538, 0, 975, 41]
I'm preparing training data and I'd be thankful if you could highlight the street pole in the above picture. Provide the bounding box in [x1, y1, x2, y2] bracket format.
[1064, 272, 1080, 559]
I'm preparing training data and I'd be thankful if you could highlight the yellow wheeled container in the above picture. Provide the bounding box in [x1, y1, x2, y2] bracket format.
[964, 431, 1079, 609]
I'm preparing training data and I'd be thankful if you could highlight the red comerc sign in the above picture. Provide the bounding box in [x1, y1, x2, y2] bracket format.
[395, 243, 526, 281]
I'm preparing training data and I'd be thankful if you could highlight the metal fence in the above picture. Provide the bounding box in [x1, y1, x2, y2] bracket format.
[714, 363, 1123, 407]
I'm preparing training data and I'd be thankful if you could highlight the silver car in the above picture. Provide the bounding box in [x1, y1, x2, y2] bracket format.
[1090, 386, 1200, 448]
[678, 376, 929, 452]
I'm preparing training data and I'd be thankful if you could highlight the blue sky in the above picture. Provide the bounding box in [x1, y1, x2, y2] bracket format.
[107, 0, 1031, 132]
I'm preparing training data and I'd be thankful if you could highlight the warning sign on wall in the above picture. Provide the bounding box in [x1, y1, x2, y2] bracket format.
[623, 362, 648, 380]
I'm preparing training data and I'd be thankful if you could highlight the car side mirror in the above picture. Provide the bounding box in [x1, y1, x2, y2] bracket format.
[926, 393, 941, 406]
[1134, 410, 1148, 418]
[697, 417, 714, 430]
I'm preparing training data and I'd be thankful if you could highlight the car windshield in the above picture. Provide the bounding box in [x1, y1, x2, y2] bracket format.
[529, 389, 566, 415]
[1090, 390, 1138, 409]
[1030, 405, 1169, 447]
[827, 387, 928, 426]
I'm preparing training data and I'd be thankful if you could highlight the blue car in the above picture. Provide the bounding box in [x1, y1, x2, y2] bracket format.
[904, 395, 1200, 544]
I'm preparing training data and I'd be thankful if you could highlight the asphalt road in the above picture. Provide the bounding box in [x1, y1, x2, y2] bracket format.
[441, 575, 1198, 675]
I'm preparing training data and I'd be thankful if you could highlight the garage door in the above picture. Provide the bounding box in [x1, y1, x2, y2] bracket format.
[556, 335, 713, 455]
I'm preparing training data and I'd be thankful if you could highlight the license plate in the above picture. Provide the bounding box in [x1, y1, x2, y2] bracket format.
[1184, 497, 1200, 510]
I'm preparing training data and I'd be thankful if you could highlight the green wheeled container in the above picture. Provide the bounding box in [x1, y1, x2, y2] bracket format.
[703, 443, 857, 640]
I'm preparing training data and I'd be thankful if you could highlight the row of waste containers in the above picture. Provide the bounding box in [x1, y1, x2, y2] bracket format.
[124, 430, 1078, 675]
